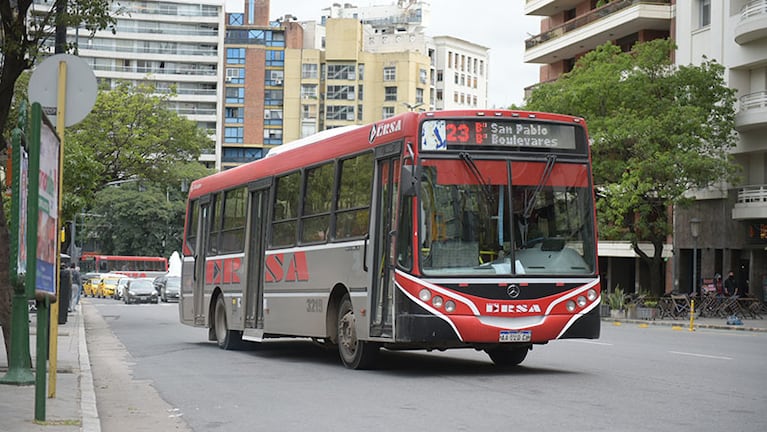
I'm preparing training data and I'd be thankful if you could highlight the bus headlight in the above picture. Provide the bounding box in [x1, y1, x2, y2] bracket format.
[444, 300, 456, 313]
[587, 289, 598, 301]
[419, 289, 431, 302]
[432, 296, 444, 308]
[577, 296, 587, 308]
[566, 300, 576, 312]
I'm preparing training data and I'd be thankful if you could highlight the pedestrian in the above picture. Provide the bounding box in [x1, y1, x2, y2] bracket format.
[70, 263, 82, 311]
[714, 273, 723, 297]
[724, 271, 737, 297]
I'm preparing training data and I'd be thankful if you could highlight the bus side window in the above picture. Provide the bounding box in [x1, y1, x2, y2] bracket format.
[335, 152, 373, 239]
[99, 262, 108, 272]
[186, 200, 199, 255]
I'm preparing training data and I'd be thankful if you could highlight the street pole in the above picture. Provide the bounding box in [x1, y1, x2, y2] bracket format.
[0, 102, 34, 386]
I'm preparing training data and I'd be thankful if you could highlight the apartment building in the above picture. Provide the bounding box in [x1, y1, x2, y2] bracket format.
[674, 0, 767, 301]
[523, 0, 674, 294]
[225, 0, 489, 166]
[33, 0, 227, 169]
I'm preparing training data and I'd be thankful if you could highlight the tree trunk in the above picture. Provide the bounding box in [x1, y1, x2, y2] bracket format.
[0, 199, 11, 359]
[633, 239, 666, 297]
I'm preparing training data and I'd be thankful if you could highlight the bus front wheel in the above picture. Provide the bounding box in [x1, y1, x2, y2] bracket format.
[486, 345, 529, 367]
[214, 295, 243, 350]
[337, 295, 378, 369]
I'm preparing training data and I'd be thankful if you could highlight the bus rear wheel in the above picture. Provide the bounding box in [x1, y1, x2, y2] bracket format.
[214, 295, 243, 350]
[337, 295, 378, 369]
[486, 345, 529, 367]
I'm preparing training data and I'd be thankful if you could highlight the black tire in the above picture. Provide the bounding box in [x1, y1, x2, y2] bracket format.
[486, 345, 529, 367]
[214, 295, 243, 350]
[337, 295, 379, 369]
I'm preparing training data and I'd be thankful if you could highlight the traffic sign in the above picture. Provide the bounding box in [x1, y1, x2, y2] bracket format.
[28, 54, 97, 127]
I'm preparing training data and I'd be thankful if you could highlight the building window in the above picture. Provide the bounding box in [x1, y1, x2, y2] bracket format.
[224, 127, 243, 143]
[226, 48, 245, 65]
[225, 87, 244, 104]
[383, 66, 396, 81]
[301, 84, 318, 99]
[384, 86, 397, 102]
[265, 50, 284, 66]
[302, 104, 317, 119]
[326, 105, 355, 121]
[327, 64, 356, 80]
[327, 85, 355, 100]
[454, 72, 459, 84]
[415, 88, 424, 104]
[228, 13, 243, 25]
[437, 70, 443, 82]
[302, 63, 318, 79]
[419, 68, 427, 84]
[699, 0, 710, 28]
[226, 68, 245, 84]
[225, 107, 244, 123]
[436, 90, 443, 101]
[382, 106, 394, 119]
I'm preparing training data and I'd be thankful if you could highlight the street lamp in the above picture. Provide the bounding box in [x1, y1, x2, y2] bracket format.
[690, 217, 701, 296]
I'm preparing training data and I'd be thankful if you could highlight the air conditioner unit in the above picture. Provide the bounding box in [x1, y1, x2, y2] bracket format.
[275, 80, 283, 86]
[264, 111, 271, 119]
[225, 76, 232, 82]
[347, 92, 355, 100]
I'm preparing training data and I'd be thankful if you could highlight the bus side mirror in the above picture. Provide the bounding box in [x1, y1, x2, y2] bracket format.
[401, 165, 420, 197]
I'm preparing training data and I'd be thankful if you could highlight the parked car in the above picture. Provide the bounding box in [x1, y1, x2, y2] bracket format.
[154, 275, 180, 302]
[98, 274, 122, 298]
[114, 277, 132, 300]
[123, 278, 159, 304]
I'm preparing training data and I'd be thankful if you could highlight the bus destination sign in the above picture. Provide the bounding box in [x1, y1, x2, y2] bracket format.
[421, 119, 577, 151]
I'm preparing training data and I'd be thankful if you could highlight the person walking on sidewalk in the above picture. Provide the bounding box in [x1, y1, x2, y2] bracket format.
[70, 263, 82, 311]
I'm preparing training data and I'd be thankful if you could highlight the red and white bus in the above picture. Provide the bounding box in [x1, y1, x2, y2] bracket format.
[180, 109, 600, 369]
[79, 253, 168, 279]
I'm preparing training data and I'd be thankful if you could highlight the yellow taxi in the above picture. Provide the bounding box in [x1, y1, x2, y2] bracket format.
[82, 275, 102, 297]
[98, 274, 123, 298]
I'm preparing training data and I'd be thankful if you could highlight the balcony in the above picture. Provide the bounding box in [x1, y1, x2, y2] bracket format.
[735, 91, 767, 132]
[525, 0, 582, 16]
[732, 185, 767, 220]
[734, 0, 767, 45]
[524, 0, 672, 65]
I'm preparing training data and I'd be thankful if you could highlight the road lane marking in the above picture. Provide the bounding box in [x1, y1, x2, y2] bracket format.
[669, 351, 732, 361]
[565, 340, 613, 346]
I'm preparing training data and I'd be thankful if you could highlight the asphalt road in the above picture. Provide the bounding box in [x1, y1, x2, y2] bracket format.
[87, 298, 767, 432]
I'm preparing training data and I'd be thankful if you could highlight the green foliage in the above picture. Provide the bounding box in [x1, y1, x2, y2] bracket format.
[89, 183, 186, 257]
[605, 287, 625, 310]
[526, 39, 739, 295]
[63, 81, 213, 221]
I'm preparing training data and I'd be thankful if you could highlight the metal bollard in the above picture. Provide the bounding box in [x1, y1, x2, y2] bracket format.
[689, 299, 695, 332]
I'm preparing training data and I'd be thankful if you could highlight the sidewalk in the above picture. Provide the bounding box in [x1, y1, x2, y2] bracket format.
[0, 303, 99, 432]
[603, 315, 767, 332]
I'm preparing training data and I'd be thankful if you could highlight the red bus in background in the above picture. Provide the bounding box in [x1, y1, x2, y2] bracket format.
[180, 109, 600, 369]
[79, 253, 168, 279]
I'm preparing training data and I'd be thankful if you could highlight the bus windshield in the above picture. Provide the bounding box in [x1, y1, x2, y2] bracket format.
[418, 157, 596, 276]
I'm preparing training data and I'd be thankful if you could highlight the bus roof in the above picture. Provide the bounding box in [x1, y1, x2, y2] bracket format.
[188, 109, 586, 199]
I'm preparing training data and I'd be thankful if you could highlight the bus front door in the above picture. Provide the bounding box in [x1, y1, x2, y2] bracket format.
[370, 154, 400, 338]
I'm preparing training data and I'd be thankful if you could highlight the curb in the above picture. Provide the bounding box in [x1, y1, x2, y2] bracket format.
[77, 305, 101, 432]
[602, 317, 767, 333]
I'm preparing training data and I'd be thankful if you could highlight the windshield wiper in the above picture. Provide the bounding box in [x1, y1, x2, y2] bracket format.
[458, 152, 496, 208]
[519, 154, 557, 246]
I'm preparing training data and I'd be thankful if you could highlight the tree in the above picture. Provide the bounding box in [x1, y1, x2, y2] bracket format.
[525, 39, 739, 296]
[63, 81, 212, 220]
[1, 0, 114, 357]
[63, 81, 212, 256]
[88, 183, 187, 257]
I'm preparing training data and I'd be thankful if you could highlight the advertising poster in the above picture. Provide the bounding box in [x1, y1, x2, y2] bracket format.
[35, 121, 59, 296]
[17, 146, 28, 276]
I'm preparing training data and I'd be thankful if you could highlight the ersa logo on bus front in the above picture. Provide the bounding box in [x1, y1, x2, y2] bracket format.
[368, 119, 402, 144]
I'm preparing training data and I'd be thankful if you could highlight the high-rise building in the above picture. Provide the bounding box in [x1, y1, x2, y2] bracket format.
[674, 0, 767, 301]
[523, 1, 674, 295]
[33, 0, 227, 169]
[222, 1, 490, 168]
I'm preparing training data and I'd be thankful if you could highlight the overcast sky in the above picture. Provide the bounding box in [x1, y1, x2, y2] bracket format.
[226, 1, 541, 108]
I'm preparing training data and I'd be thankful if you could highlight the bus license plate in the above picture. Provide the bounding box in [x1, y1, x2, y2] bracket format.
[499, 330, 531, 342]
